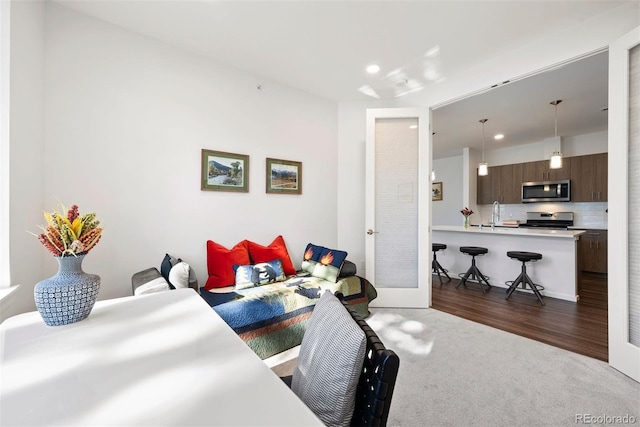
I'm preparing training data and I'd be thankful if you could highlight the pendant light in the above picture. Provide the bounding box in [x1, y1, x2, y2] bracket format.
[549, 100, 563, 169]
[478, 119, 488, 176]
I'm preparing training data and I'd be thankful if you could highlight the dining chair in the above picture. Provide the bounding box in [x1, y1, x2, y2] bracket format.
[282, 291, 399, 427]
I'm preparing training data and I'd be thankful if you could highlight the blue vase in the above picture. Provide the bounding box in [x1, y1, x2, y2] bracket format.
[34, 254, 101, 326]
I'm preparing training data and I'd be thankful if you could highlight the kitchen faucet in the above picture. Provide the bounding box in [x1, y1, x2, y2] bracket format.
[490, 201, 500, 229]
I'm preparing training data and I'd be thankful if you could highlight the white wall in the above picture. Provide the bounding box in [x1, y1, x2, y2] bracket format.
[8, 2, 340, 307]
[432, 155, 463, 226]
[337, 4, 637, 269]
[2, 0, 46, 321]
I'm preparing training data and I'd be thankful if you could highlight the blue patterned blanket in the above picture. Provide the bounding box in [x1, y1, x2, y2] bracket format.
[200, 275, 376, 359]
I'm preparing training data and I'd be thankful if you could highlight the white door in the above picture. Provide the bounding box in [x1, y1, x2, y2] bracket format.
[609, 26, 640, 382]
[365, 108, 431, 308]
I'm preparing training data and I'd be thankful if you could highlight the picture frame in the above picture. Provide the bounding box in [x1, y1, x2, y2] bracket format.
[432, 181, 443, 201]
[201, 149, 249, 192]
[266, 158, 302, 195]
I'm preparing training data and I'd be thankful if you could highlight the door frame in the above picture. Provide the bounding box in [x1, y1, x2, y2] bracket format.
[365, 108, 431, 308]
[608, 25, 640, 382]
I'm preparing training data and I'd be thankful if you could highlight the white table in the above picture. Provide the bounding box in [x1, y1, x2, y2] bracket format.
[432, 225, 586, 301]
[0, 289, 322, 426]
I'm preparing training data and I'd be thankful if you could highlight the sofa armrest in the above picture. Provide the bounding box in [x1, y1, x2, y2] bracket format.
[132, 267, 163, 295]
[132, 267, 199, 295]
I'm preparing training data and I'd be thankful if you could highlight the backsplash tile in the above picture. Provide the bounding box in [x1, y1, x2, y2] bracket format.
[478, 202, 608, 229]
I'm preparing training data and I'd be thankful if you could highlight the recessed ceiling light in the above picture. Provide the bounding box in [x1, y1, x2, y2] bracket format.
[494, 134, 504, 140]
[366, 64, 380, 74]
[409, 125, 418, 129]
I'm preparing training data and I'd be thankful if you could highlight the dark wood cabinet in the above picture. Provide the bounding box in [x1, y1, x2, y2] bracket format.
[522, 159, 570, 182]
[499, 163, 523, 204]
[477, 153, 606, 205]
[570, 153, 608, 202]
[477, 166, 499, 205]
[477, 164, 522, 205]
[578, 229, 608, 274]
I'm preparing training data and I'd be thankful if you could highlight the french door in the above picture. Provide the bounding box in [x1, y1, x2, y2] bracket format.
[365, 108, 431, 308]
[609, 25, 640, 382]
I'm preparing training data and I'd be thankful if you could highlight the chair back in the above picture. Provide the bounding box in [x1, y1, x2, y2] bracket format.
[340, 300, 399, 427]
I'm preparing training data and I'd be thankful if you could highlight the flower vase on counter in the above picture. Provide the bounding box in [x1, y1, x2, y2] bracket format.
[461, 207, 474, 229]
[30, 203, 103, 326]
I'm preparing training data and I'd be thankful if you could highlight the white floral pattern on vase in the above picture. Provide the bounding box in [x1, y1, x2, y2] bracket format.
[34, 254, 100, 326]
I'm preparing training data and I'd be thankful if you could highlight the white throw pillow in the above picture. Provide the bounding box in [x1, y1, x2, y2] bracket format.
[291, 291, 366, 427]
[134, 277, 170, 295]
[169, 262, 191, 289]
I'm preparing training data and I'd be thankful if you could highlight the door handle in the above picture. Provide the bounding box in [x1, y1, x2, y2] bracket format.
[367, 229, 379, 235]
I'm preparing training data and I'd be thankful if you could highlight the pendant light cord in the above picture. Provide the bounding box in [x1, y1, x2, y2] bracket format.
[479, 119, 488, 162]
[551, 99, 562, 137]
[554, 103, 558, 137]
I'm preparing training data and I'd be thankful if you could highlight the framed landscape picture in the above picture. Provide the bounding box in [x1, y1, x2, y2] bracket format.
[201, 149, 249, 192]
[266, 158, 302, 194]
[432, 181, 443, 201]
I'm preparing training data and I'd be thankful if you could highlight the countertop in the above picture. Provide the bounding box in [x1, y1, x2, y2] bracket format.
[568, 226, 608, 231]
[432, 225, 586, 239]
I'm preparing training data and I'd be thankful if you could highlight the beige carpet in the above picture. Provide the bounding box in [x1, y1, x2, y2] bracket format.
[270, 357, 297, 377]
[272, 307, 640, 427]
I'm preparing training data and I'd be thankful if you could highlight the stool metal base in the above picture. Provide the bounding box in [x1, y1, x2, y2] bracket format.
[456, 258, 491, 293]
[505, 262, 545, 306]
[432, 255, 451, 285]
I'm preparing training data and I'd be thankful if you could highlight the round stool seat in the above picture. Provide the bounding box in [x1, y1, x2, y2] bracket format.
[460, 246, 488, 256]
[507, 251, 542, 262]
[433, 243, 447, 251]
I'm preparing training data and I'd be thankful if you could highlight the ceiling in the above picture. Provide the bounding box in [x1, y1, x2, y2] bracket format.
[432, 51, 609, 159]
[53, 1, 626, 157]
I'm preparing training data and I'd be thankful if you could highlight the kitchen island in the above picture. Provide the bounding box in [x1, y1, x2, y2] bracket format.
[432, 225, 586, 302]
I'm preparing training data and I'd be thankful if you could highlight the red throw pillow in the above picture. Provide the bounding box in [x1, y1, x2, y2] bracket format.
[205, 240, 250, 290]
[246, 235, 296, 276]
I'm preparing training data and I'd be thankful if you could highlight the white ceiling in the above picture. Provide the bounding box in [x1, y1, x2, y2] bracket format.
[53, 0, 626, 157]
[432, 51, 609, 158]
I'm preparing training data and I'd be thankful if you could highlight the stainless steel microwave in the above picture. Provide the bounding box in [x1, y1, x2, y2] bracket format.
[521, 180, 571, 203]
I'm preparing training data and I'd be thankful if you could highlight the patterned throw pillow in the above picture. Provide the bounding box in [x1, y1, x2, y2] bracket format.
[301, 243, 325, 274]
[235, 259, 286, 290]
[291, 291, 366, 426]
[311, 247, 348, 283]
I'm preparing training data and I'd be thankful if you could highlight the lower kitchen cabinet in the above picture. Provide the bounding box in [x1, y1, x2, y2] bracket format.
[578, 229, 608, 274]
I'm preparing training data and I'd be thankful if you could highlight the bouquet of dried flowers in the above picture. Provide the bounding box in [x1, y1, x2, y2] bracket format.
[32, 204, 102, 257]
[460, 207, 474, 217]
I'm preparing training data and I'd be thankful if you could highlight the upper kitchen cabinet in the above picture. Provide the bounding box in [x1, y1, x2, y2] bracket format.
[477, 166, 500, 205]
[499, 163, 523, 204]
[570, 153, 608, 202]
[477, 163, 522, 204]
[522, 159, 571, 182]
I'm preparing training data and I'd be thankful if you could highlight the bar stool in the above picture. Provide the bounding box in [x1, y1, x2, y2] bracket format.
[505, 251, 545, 306]
[457, 246, 491, 293]
[432, 243, 451, 285]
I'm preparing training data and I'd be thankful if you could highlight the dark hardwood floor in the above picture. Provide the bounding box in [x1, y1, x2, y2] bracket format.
[431, 272, 608, 361]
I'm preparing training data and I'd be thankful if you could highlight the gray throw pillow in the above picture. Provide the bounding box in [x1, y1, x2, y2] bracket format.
[291, 291, 366, 427]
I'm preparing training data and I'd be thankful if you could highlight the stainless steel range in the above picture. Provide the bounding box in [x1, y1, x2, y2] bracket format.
[518, 212, 574, 230]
